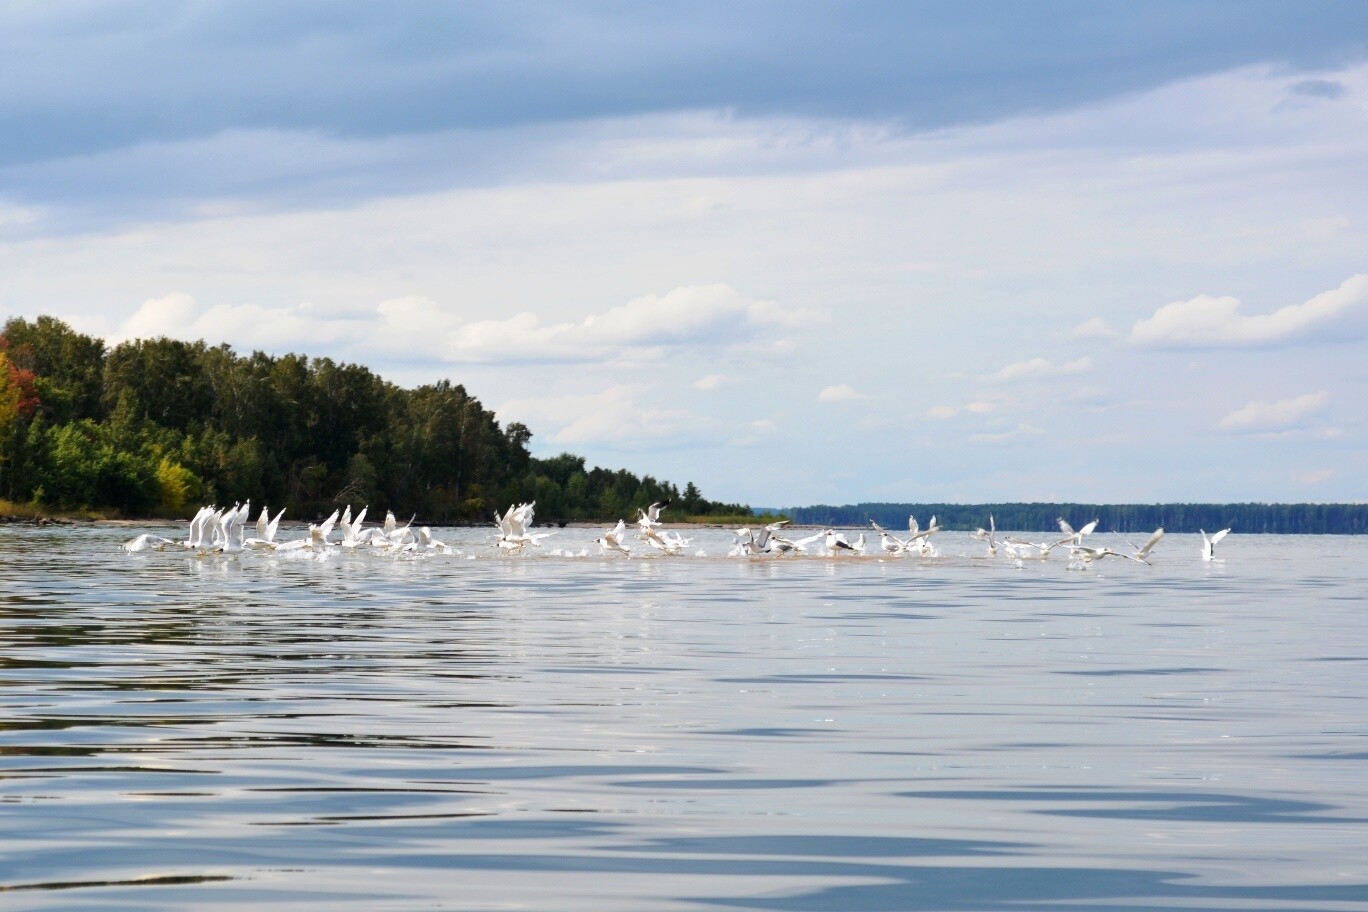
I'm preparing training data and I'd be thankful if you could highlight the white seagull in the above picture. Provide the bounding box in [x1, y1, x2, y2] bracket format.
[1006, 537, 1054, 559]
[1124, 527, 1165, 564]
[643, 526, 691, 554]
[658, 529, 692, 554]
[417, 527, 454, 553]
[245, 505, 286, 550]
[1200, 528, 1230, 562]
[1069, 544, 1126, 566]
[123, 533, 175, 552]
[495, 501, 554, 552]
[340, 506, 371, 547]
[870, 520, 908, 555]
[767, 523, 816, 555]
[203, 500, 248, 553]
[1055, 517, 1099, 549]
[595, 519, 632, 555]
[182, 505, 215, 549]
[636, 500, 671, 530]
[907, 514, 941, 541]
[277, 508, 339, 552]
[823, 529, 864, 555]
[901, 516, 940, 556]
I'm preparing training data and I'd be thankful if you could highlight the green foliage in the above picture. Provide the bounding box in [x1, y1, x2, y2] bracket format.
[0, 352, 22, 462]
[0, 315, 747, 521]
[506, 455, 750, 524]
[40, 420, 157, 512]
[2, 315, 104, 423]
[155, 456, 200, 514]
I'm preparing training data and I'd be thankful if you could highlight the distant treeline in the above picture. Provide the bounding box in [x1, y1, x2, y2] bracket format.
[0, 315, 749, 522]
[784, 502, 1368, 535]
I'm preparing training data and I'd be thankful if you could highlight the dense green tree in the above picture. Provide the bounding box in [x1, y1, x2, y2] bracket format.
[1, 316, 104, 423]
[0, 315, 750, 522]
[102, 337, 213, 433]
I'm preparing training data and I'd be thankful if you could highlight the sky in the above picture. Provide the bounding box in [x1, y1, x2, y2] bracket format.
[2, 1, 1366, 507]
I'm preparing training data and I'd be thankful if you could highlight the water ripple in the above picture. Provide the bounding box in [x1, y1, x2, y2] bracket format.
[2, 526, 1367, 909]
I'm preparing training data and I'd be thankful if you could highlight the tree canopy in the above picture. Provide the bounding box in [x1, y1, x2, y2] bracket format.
[0, 315, 748, 522]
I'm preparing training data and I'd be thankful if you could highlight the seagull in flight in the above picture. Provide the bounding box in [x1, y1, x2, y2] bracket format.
[907, 514, 941, 542]
[245, 505, 286, 550]
[123, 533, 175, 552]
[1069, 544, 1126, 566]
[417, 526, 455, 553]
[901, 515, 940, 556]
[1123, 527, 1165, 564]
[275, 508, 339, 552]
[757, 527, 823, 554]
[182, 505, 216, 549]
[636, 500, 671, 530]
[494, 501, 555, 552]
[595, 519, 632, 555]
[1055, 517, 1099, 549]
[1006, 537, 1055, 559]
[656, 529, 692, 554]
[869, 520, 908, 555]
[971, 516, 999, 555]
[1200, 528, 1230, 562]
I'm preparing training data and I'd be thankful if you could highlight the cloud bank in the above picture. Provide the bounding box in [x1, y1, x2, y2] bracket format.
[497, 385, 712, 448]
[114, 284, 814, 367]
[1129, 274, 1368, 348]
[818, 384, 865, 403]
[1217, 391, 1329, 433]
[985, 356, 1093, 383]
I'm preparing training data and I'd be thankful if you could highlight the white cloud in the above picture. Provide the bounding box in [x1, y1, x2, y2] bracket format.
[817, 384, 865, 403]
[1217, 391, 1329, 433]
[1070, 317, 1118, 340]
[1298, 469, 1334, 486]
[692, 373, 731, 391]
[439, 284, 806, 364]
[1129, 274, 1368, 348]
[110, 284, 807, 369]
[496, 386, 712, 448]
[928, 400, 996, 418]
[11, 61, 1368, 505]
[373, 295, 461, 341]
[0, 200, 41, 227]
[744, 297, 828, 328]
[985, 356, 1092, 383]
[969, 424, 1045, 445]
[1067, 385, 1112, 407]
[587, 285, 757, 343]
[114, 292, 356, 351]
[117, 292, 200, 342]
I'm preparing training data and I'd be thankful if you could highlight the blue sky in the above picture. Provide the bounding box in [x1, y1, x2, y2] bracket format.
[2, 2, 1366, 505]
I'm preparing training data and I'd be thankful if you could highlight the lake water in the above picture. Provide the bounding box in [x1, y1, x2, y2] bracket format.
[2, 524, 1367, 910]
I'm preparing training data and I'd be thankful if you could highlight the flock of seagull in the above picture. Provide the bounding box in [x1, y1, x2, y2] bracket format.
[124, 502, 451, 555]
[123, 500, 1233, 567]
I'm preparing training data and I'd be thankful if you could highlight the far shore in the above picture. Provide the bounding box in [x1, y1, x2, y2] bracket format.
[0, 515, 796, 530]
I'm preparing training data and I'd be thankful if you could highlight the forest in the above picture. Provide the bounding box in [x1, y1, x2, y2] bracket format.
[786, 502, 1368, 535]
[0, 315, 750, 523]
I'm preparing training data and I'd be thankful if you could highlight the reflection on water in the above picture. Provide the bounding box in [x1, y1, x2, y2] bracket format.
[2, 525, 1367, 909]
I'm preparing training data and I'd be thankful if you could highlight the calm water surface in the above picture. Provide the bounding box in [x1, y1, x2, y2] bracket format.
[2, 525, 1366, 910]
